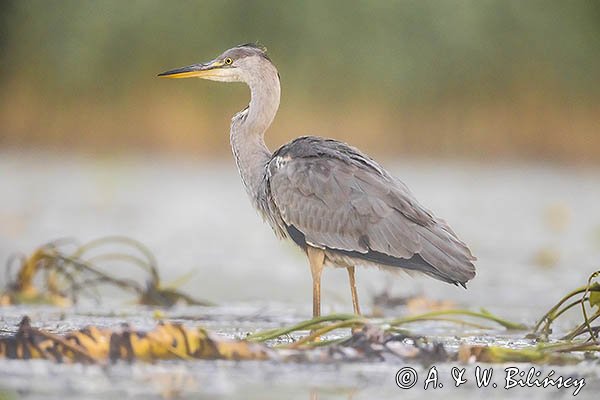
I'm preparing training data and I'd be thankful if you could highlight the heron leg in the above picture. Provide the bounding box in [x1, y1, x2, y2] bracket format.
[307, 246, 325, 318]
[346, 266, 361, 315]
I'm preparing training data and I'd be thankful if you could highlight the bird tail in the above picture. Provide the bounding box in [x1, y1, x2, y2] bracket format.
[415, 218, 476, 287]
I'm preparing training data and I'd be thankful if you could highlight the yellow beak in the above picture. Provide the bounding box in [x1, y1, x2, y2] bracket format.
[158, 60, 224, 79]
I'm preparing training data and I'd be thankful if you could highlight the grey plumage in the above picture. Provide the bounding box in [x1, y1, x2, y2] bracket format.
[267, 136, 475, 286]
[159, 43, 476, 315]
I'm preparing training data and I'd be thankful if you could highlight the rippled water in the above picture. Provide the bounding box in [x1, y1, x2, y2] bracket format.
[1, 152, 599, 399]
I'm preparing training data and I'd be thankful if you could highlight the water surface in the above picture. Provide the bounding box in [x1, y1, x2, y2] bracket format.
[1, 153, 599, 399]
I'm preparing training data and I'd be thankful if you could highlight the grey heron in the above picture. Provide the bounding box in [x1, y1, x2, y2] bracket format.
[159, 44, 476, 317]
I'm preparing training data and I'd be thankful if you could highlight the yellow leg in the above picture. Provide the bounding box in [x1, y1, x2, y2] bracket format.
[307, 246, 325, 318]
[346, 266, 361, 315]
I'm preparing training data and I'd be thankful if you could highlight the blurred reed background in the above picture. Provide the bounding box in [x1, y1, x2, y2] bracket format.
[0, 0, 599, 163]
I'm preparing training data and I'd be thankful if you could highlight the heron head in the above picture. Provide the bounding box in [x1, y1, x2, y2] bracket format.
[158, 43, 273, 83]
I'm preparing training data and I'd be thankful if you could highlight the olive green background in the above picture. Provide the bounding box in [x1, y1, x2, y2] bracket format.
[1, 0, 598, 162]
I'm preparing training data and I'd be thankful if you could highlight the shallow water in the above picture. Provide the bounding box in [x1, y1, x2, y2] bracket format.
[1, 152, 600, 399]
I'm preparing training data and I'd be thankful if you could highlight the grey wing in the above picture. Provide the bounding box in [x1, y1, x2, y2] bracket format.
[267, 138, 476, 286]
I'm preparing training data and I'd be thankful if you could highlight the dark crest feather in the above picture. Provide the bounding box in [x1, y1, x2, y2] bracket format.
[235, 42, 271, 61]
[236, 42, 267, 52]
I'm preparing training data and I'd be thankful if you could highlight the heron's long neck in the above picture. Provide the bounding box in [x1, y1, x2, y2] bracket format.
[230, 64, 281, 203]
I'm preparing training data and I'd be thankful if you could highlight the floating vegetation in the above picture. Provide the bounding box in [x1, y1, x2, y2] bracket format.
[0, 316, 454, 364]
[0, 237, 212, 308]
[0, 316, 269, 363]
[531, 270, 600, 342]
[0, 239, 598, 367]
[458, 270, 600, 364]
[246, 309, 526, 348]
[0, 311, 594, 365]
[0, 287, 599, 365]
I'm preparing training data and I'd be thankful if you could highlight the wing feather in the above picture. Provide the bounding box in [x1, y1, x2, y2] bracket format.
[267, 137, 476, 284]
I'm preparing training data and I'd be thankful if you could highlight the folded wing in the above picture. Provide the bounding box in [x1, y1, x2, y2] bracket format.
[267, 136, 476, 286]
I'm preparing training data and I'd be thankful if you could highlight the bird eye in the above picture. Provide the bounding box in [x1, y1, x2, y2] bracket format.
[224, 57, 233, 65]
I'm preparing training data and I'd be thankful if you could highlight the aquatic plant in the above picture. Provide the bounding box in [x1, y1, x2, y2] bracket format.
[0, 237, 211, 307]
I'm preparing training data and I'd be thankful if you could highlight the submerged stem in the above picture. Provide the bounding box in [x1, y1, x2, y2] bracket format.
[246, 314, 358, 342]
[532, 287, 588, 333]
[387, 309, 526, 330]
